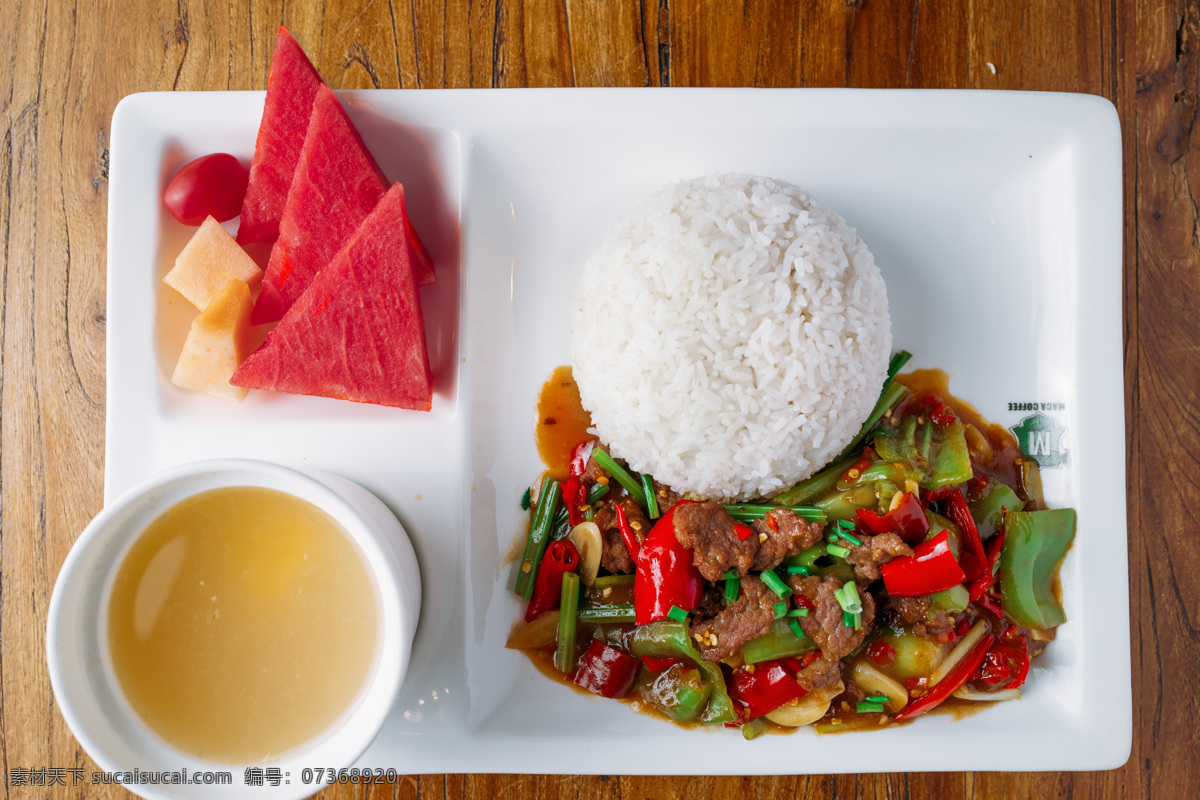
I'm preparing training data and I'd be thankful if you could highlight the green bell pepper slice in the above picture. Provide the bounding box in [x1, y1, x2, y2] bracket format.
[969, 478, 1024, 539]
[926, 418, 973, 488]
[998, 509, 1076, 629]
[629, 620, 739, 724]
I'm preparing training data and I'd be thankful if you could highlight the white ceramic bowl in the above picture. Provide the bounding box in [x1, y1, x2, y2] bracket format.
[46, 459, 421, 800]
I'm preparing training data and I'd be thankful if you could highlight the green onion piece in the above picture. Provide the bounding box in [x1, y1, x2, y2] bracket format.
[843, 610, 854, 628]
[788, 608, 809, 617]
[866, 695, 890, 704]
[584, 507, 595, 522]
[721, 569, 738, 580]
[667, 605, 688, 622]
[789, 619, 806, 639]
[587, 482, 610, 504]
[724, 574, 741, 603]
[641, 474, 660, 519]
[555, 572, 580, 673]
[827, 544, 850, 559]
[838, 530, 863, 547]
[591, 573, 635, 589]
[760, 570, 791, 598]
[590, 449, 646, 509]
[773, 602, 787, 619]
[837, 518, 856, 530]
[843, 581, 863, 614]
[852, 611, 862, 630]
[786, 566, 812, 576]
[515, 479, 562, 600]
[520, 488, 531, 511]
[577, 603, 636, 624]
[724, 504, 824, 522]
[856, 702, 886, 714]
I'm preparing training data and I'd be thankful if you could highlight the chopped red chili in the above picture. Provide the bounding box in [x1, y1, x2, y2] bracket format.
[525, 540, 580, 622]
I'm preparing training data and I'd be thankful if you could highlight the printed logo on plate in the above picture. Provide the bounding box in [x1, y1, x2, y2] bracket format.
[1009, 411, 1069, 469]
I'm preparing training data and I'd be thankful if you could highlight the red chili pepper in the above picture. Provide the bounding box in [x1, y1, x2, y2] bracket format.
[856, 492, 930, 544]
[892, 632, 995, 721]
[974, 591, 1004, 619]
[880, 530, 966, 597]
[966, 528, 1007, 601]
[728, 658, 808, 721]
[524, 540, 579, 622]
[568, 440, 596, 478]
[570, 640, 640, 699]
[798, 649, 823, 669]
[866, 640, 896, 666]
[840, 447, 875, 485]
[641, 656, 682, 672]
[974, 626, 1030, 690]
[967, 468, 990, 497]
[939, 488, 988, 583]
[633, 501, 705, 625]
[734, 523, 755, 541]
[794, 593, 815, 612]
[614, 503, 641, 560]
[929, 403, 956, 426]
[562, 476, 587, 527]
[766, 515, 779, 533]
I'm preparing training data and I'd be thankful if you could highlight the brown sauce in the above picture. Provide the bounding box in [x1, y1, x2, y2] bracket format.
[535, 366, 596, 482]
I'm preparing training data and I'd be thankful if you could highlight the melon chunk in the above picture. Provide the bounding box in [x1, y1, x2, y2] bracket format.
[164, 216, 262, 310]
[172, 280, 255, 402]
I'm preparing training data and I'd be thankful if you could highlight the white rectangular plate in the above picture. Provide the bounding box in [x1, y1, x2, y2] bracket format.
[106, 88, 1128, 774]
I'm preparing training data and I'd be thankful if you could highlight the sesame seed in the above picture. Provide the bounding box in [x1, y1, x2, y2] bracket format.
[631, 521, 643, 531]
[848, 468, 860, 479]
[598, 476, 609, 485]
[602, 587, 612, 598]
[758, 532, 768, 543]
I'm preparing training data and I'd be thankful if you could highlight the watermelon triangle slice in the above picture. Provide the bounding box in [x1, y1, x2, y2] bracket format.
[251, 85, 436, 325]
[231, 184, 433, 410]
[237, 27, 324, 245]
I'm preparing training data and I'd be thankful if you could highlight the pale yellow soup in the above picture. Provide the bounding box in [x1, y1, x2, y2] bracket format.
[107, 486, 378, 762]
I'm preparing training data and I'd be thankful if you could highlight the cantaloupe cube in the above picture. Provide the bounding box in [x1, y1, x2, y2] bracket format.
[171, 280, 255, 402]
[164, 216, 262, 310]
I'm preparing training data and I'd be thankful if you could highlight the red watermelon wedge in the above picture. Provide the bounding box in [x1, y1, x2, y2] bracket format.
[252, 85, 436, 324]
[231, 184, 433, 410]
[236, 27, 324, 245]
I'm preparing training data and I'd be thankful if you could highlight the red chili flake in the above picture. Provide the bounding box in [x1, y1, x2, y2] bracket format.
[767, 515, 779, 533]
[866, 640, 896, 666]
[798, 650, 823, 669]
[794, 594, 815, 611]
[956, 618, 971, 637]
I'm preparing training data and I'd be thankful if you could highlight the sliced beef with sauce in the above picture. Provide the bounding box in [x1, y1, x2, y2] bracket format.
[750, 509, 825, 571]
[845, 532, 913, 583]
[594, 496, 649, 574]
[690, 575, 776, 662]
[796, 654, 843, 692]
[789, 574, 876, 662]
[879, 594, 956, 639]
[579, 453, 610, 488]
[672, 501, 757, 581]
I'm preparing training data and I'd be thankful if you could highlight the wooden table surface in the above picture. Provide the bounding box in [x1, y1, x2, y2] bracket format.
[1, 0, 1191, 797]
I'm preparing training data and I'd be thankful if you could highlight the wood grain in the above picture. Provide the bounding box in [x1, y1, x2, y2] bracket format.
[0, 0, 1194, 798]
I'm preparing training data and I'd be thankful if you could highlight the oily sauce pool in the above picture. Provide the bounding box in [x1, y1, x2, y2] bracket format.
[107, 486, 378, 762]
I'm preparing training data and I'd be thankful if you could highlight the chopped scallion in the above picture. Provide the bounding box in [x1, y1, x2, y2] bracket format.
[667, 605, 688, 622]
[760, 570, 791, 598]
[838, 530, 863, 547]
[837, 518, 856, 530]
[866, 695, 890, 704]
[722, 569, 738, 580]
[789, 619, 806, 639]
[856, 702, 886, 714]
[724, 504, 825, 522]
[641, 474, 660, 519]
[724, 574, 741, 603]
[773, 602, 788, 619]
[786, 566, 812, 576]
[788, 608, 809, 617]
[590, 449, 646, 509]
[827, 544, 850, 559]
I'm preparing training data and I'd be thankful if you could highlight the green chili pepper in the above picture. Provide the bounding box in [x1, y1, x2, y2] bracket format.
[636, 664, 713, 722]
[813, 484, 878, 521]
[998, 509, 1076, 628]
[629, 620, 739, 724]
[926, 418, 973, 488]
[740, 717, 770, 740]
[787, 543, 827, 570]
[740, 619, 818, 664]
[774, 454, 858, 507]
[929, 583, 969, 612]
[969, 479, 1024, 539]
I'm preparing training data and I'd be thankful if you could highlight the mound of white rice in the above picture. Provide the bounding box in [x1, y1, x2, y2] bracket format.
[570, 174, 891, 502]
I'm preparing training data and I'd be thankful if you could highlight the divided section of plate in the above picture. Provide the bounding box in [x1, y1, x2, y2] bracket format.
[106, 89, 1128, 774]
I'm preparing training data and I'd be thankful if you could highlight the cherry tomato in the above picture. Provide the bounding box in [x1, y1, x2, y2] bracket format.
[163, 153, 249, 225]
